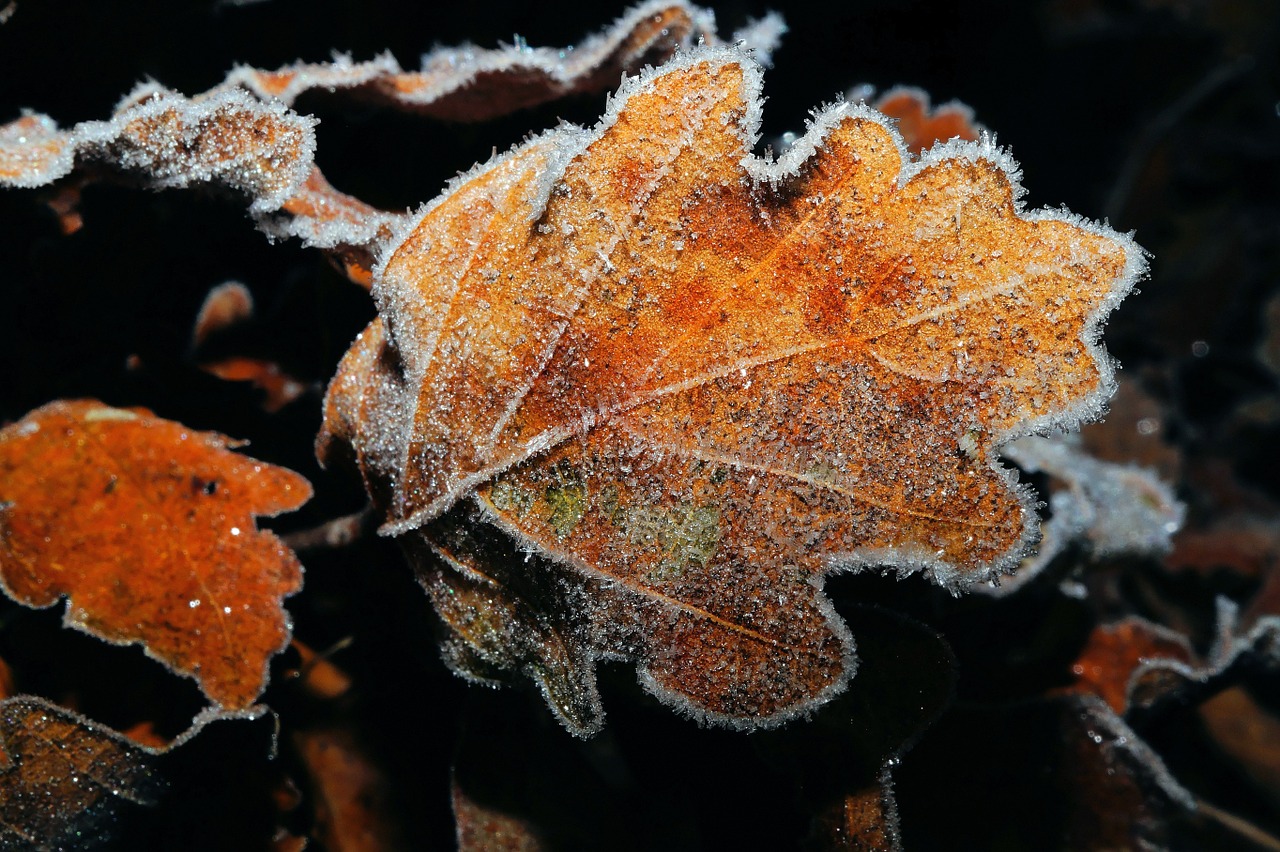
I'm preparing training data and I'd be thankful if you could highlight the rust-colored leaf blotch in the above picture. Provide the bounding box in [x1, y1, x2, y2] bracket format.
[0, 400, 310, 709]
[321, 47, 1142, 733]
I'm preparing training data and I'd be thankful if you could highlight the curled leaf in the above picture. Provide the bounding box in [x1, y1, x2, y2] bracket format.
[320, 47, 1142, 733]
[0, 400, 310, 710]
[191, 281, 255, 352]
[0, 87, 316, 212]
[222, 1, 715, 121]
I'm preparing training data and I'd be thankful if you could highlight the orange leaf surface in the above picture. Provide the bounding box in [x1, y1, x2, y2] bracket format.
[814, 787, 894, 852]
[319, 47, 1142, 733]
[0, 400, 310, 710]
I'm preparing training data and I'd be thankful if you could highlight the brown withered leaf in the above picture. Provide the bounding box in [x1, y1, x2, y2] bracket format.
[452, 776, 546, 852]
[292, 726, 403, 852]
[0, 400, 310, 710]
[1198, 686, 1280, 812]
[0, 695, 163, 850]
[812, 785, 894, 852]
[319, 47, 1142, 734]
[1057, 695, 1197, 849]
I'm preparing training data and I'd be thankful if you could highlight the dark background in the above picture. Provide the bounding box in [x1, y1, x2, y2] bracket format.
[2, 1, 1279, 849]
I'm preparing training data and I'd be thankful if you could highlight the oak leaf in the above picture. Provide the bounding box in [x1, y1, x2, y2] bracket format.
[0, 400, 310, 710]
[319, 47, 1143, 733]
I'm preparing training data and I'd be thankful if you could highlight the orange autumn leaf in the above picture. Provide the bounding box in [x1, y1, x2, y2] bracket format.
[0, 400, 310, 710]
[319, 47, 1142, 733]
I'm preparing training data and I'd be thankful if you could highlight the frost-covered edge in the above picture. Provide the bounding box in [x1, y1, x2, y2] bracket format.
[223, 0, 717, 109]
[0, 87, 318, 214]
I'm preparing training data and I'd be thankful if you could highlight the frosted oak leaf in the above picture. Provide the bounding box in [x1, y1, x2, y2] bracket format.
[319, 47, 1144, 735]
